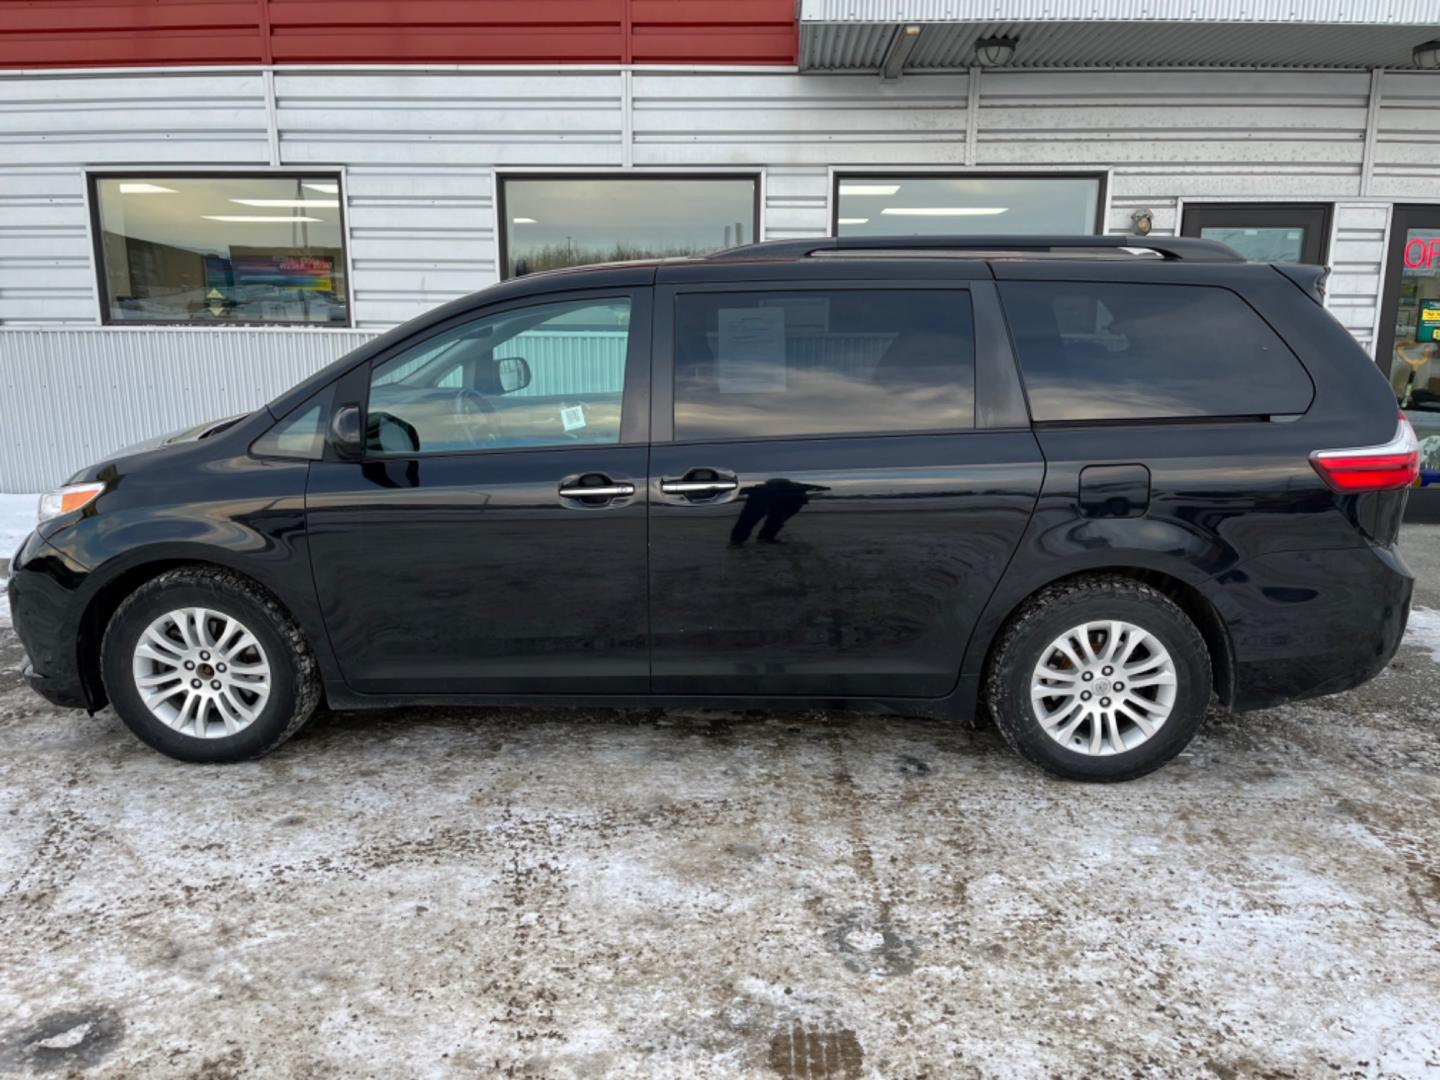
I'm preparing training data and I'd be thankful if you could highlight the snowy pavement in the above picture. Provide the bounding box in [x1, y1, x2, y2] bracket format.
[0, 528, 1436, 1077]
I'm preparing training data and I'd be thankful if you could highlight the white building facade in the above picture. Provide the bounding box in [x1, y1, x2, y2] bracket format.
[1, 0, 1438, 494]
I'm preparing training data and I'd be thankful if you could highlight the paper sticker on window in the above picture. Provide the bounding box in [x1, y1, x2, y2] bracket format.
[1419, 300, 1440, 343]
[560, 404, 587, 431]
[717, 307, 787, 393]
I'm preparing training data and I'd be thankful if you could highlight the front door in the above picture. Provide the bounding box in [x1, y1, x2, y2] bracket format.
[307, 289, 651, 694]
[646, 279, 1044, 698]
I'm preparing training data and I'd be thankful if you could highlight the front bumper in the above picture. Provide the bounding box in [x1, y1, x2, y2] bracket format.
[7, 531, 92, 710]
[1207, 542, 1413, 712]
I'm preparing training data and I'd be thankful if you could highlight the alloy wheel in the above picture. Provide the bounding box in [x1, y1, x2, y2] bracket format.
[130, 607, 272, 738]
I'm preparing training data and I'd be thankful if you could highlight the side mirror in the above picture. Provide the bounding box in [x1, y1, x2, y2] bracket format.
[330, 402, 364, 459]
[496, 355, 532, 394]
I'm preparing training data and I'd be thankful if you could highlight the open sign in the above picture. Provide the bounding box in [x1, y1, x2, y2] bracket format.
[1404, 236, 1440, 269]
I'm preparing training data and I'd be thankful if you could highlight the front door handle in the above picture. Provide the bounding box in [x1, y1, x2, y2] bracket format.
[659, 479, 738, 495]
[559, 482, 635, 498]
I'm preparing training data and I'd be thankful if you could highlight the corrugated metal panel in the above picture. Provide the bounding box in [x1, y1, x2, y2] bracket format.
[0, 69, 269, 327]
[801, 0, 1440, 24]
[1371, 71, 1440, 198]
[0, 0, 265, 70]
[631, 71, 969, 166]
[0, 328, 376, 490]
[805, 20, 1440, 69]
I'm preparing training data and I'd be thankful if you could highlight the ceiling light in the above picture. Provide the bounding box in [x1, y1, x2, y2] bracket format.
[975, 36, 1017, 67]
[1416, 40, 1440, 69]
[303, 182, 339, 194]
[229, 198, 339, 208]
[203, 215, 325, 223]
[881, 24, 922, 81]
[839, 184, 900, 196]
[118, 183, 177, 195]
[512, 217, 538, 224]
[838, 218, 869, 225]
[881, 207, 1008, 216]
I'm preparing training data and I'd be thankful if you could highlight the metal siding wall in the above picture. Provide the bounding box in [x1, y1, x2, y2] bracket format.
[1371, 72, 1440, 198]
[274, 70, 624, 326]
[1327, 203, 1388, 351]
[0, 71, 270, 327]
[0, 328, 375, 490]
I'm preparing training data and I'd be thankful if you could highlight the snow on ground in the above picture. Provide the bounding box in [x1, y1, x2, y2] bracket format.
[1403, 605, 1440, 663]
[0, 493, 38, 628]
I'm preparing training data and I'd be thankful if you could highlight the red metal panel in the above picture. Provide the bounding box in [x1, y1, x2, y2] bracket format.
[0, 0, 797, 69]
[0, 0, 264, 68]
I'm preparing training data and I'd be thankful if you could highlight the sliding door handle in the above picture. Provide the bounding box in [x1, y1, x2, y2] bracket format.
[659, 478, 738, 495]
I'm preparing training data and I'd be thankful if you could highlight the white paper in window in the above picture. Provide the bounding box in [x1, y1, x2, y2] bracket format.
[717, 307, 787, 393]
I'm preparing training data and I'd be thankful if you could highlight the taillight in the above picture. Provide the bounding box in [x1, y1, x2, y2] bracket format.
[1310, 413, 1420, 493]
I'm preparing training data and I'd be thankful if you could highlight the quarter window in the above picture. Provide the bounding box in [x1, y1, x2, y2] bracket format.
[92, 174, 347, 325]
[999, 282, 1313, 422]
[672, 290, 976, 441]
[366, 297, 631, 455]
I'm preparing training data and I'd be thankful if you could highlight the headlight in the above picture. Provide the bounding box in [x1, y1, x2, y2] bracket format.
[37, 482, 105, 523]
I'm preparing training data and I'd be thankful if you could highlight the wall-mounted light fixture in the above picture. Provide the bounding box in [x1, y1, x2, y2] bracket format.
[881, 25, 923, 80]
[1415, 40, 1440, 69]
[975, 36, 1017, 67]
[1131, 208, 1154, 236]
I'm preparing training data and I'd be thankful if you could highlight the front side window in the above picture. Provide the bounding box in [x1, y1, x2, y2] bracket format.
[93, 174, 347, 325]
[835, 174, 1103, 237]
[502, 176, 758, 278]
[999, 282, 1313, 422]
[366, 297, 631, 455]
[672, 289, 975, 441]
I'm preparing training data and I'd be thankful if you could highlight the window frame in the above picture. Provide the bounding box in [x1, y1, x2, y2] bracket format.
[653, 278, 988, 447]
[341, 286, 652, 463]
[496, 172, 762, 282]
[86, 168, 353, 328]
[830, 171, 1110, 239]
[1179, 202, 1332, 266]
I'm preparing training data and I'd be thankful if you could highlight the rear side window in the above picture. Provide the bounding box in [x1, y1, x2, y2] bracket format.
[672, 289, 975, 440]
[999, 282, 1313, 422]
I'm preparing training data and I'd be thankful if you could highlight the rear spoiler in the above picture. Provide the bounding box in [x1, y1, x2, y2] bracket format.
[1273, 263, 1330, 305]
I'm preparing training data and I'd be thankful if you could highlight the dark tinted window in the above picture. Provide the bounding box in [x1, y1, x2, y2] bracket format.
[1000, 281, 1313, 422]
[673, 290, 975, 440]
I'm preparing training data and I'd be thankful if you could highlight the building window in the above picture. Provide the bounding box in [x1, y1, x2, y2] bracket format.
[500, 175, 759, 278]
[91, 174, 348, 325]
[834, 174, 1104, 237]
[1181, 203, 1331, 264]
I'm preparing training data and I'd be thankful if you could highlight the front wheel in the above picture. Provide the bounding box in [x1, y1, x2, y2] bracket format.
[101, 567, 320, 762]
[984, 576, 1212, 782]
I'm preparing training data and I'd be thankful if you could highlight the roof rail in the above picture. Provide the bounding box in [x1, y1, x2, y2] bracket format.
[706, 235, 1244, 263]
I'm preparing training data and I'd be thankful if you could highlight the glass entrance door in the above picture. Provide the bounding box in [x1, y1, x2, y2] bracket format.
[1378, 206, 1440, 508]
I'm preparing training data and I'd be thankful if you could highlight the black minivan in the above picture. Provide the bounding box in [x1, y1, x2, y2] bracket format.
[6, 236, 1416, 781]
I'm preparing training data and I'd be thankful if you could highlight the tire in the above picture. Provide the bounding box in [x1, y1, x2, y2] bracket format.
[984, 575, 1212, 782]
[101, 566, 321, 762]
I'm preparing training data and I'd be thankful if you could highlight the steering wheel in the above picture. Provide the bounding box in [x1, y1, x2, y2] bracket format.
[453, 388, 505, 447]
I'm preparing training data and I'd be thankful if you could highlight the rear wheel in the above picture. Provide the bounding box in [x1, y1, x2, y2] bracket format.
[101, 567, 320, 762]
[985, 576, 1212, 782]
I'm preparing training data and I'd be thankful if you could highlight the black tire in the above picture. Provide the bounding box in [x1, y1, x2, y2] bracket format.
[101, 566, 321, 762]
[984, 575, 1212, 782]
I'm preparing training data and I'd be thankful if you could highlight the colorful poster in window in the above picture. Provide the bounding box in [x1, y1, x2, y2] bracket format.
[1419, 299, 1440, 343]
[232, 255, 333, 291]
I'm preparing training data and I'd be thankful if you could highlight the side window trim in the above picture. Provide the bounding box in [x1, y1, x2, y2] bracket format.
[653, 279, 978, 446]
[344, 287, 651, 461]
